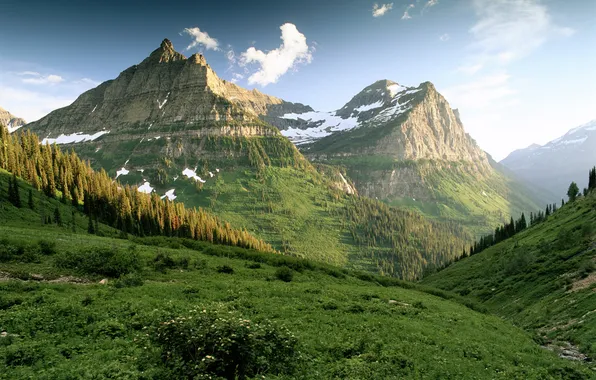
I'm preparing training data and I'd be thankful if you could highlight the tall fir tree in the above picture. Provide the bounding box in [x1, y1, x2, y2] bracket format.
[28, 189, 34, 210]
[54, 207, 62, 226]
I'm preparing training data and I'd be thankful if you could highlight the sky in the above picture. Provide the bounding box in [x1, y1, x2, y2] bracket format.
[1, 0, 595, 160]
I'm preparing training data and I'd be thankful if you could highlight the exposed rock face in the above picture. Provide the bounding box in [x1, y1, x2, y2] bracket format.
[501, 120, 596, 197]
[25, 39, 310, 140]
[0, 107, 26, 133]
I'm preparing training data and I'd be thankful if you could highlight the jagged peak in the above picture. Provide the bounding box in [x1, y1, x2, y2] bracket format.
[144, 38, 186, 64]
[187, 53, 208, 66]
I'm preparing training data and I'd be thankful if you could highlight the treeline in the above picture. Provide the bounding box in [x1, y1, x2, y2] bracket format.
[0, 126, 274, 253]
[467, 166, 596, 257]
[342, 197, 470, 280]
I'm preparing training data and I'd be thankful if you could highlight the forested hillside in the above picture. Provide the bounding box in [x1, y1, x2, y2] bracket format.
[423, 169, 596, 361]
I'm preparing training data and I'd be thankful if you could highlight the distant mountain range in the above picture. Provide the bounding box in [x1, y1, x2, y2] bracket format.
[0, 106, 26, 133]
[501, 120, 596, 198]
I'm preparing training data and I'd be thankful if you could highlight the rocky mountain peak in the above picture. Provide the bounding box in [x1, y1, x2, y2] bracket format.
[0, 106, 26, 133]
[144, 38, 186, 64]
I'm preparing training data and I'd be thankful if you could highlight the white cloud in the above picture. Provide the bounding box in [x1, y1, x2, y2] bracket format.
[230, 73, 244, 84]
[183, 27, 219, 51]
[372, 3, 393, 17]
[457, 63, 484, 75]
[240, 23, 313, 86]
[17, 71, 41, 77]
[401, 4, 414, 20]
[423, 0, 438, 10]
[0, 85, 73, 122]
[75, 77, 100, 87]
[21, 73, 64, 85]
[465, 0, 575, 71]
[443, 73, 516, 109]
[439, 33, 450, 41]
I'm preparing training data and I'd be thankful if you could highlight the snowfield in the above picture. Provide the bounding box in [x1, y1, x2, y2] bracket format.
[41, 131, 110, 145]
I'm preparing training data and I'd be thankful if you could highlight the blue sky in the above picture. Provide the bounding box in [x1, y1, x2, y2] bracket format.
[1, 0, 594, 160]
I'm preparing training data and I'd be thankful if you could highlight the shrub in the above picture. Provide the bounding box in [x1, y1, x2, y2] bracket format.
[0, 239, 38, 263]
[275, 266, 294, 282]
[55, 245, 141, 278]
[114, 272, 144, 288]
[37, 240, 57, 255]
[149, 305, 300, 379]
[216, 265, 234, 274]
[152, 252, 177, 273]
[246, 262, 261, 269]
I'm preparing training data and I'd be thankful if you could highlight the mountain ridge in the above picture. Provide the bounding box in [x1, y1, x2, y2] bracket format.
[0, 106, 26, 133]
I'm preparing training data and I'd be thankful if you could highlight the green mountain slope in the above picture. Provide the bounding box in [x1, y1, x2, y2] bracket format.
[0, 219, 591, 378]
[280, 81, 547, 238]
[422, 189, 596, 360]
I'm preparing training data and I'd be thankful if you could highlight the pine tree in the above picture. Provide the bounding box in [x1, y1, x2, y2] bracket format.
[28, 189, 34, 210]
[71, 211, 76, 233]
[589, 167, 596, 191]
[8, 173, 21, 208]
[54, 207, 62, 226]
[567, 182, 579, 202]
[87, 216, 95, 234]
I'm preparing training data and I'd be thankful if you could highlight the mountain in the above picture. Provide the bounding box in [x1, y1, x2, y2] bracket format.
[22, 39, 471, 280]
[501, 120, 596, 198]
[422, 177, 596, 362]
[0, 106, 26, 133]
[270, 80, 545, 236]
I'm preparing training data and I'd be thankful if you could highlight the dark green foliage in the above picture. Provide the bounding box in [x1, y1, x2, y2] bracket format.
[27, 190, 33, 210]
[567, 181, 579, 202]
[275, 266, 294, 282]
[589, 167, 596, 191]
[216, 264, 234, 274]
[0, 239, 38, 263]
[37, 240, 56, 256]
[149, 306, 299, 379]
[55, 246, 141, 277]
[114, 272, 144, 288]
[87, 216, 95, 234]
[53, 207, 61, 226]
[8, 174, 21, 208]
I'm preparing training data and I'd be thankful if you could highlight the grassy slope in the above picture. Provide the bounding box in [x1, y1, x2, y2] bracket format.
[325, 156, 543, 238]
[422, 192, 596, 358]
[0, 227, 591, 378]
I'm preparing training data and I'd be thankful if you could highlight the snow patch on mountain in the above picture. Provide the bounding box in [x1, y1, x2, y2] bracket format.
[355, 101, 384, 113]
[116, 167, 129, 178]
[161, 189, 176, 201]
[41, 130, 109, 145]
[138, 181, 154, 194]
[183, 168, 206, 183]
[387, 84, 407, 97]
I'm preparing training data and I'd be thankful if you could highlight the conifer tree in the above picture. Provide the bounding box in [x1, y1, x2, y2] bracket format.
[589, 167, 596, 191]
[567, 182, 579, 202]
[28, 189, 34, 210]
[54, 207, 62, 226]
[8, 173, 21, 208]
[87, 216, 95, 234]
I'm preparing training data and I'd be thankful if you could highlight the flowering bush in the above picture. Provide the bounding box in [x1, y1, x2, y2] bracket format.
[149, 304, 300, 379]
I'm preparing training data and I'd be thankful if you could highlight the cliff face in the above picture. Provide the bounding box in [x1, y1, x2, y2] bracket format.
[26, 39, 309, 140]
[0, 107, 26, 133]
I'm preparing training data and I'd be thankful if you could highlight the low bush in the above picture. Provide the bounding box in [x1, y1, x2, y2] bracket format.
[275, 266, 294, 282]
[216, 265, 234, 274]
[0, 239, 38, 263]
[55, 245, 141, 278]
[148, 305, 300, 379]
[114, 272, 144, 288]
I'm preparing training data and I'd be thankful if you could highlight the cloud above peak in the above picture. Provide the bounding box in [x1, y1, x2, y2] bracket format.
[240, 23, 313, 86]
[183, 27, 219, 51]
[465, 0, 574, 71]
[372, 3, 393, 17]
[19, 72, 64, 85]
[401, 4, 415, 20]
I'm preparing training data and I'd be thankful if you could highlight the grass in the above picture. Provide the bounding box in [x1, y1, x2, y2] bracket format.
[0, 224, 592, 379]
[422, 191, 596, 359]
